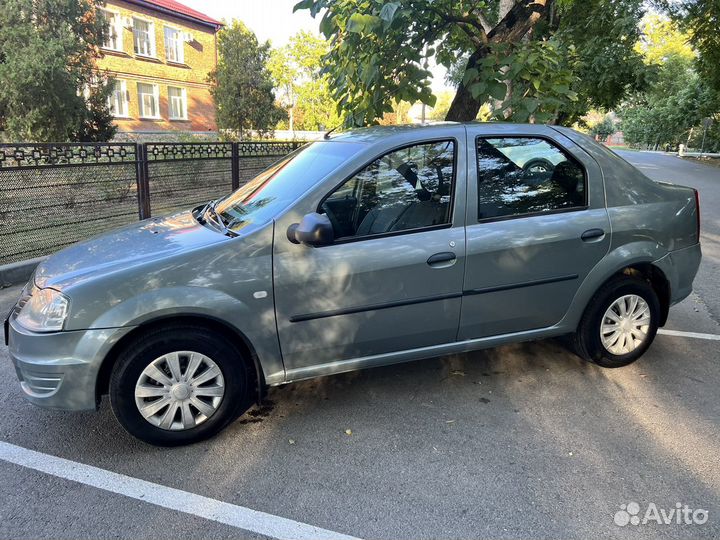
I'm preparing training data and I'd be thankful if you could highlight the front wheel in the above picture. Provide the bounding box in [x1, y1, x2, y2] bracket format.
[574, 275, 660, 368]
[109, 325, 251, 446]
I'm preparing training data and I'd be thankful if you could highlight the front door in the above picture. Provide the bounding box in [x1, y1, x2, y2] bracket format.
[459, 131, 611, 339]
[273, 137, 467, 377]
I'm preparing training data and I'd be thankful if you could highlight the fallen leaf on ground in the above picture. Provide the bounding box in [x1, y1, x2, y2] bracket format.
[344, 429, 352, 436]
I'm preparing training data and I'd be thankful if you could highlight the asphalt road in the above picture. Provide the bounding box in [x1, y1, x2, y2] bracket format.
[0, 150, 718, 540]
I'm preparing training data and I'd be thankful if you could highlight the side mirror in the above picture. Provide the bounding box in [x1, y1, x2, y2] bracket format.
[287, 212, 334, 246]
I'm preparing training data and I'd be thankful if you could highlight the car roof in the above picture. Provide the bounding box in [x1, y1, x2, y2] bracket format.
[329, 122, 560, 144]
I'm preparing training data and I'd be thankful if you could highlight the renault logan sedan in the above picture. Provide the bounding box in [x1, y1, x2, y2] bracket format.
[5, 123, 701, 446]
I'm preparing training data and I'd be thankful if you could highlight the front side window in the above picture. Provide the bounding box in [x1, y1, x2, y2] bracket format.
[137, 82, 159, 118]
[164, 27, 184, 63]
[101, 10, 123, 51]
[133, 18, 155, 57]
[476, 137, 586, 221]
[320, 140, 455, 240]
[108, 80, 128, 117]
[168, 86, 187, 119]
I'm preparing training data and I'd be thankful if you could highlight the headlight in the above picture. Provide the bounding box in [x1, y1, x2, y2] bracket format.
[16, 287, 70, 332]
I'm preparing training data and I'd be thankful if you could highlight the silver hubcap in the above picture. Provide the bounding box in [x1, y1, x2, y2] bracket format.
[600, 294, 651, 355]
[135, 351, 225, 431]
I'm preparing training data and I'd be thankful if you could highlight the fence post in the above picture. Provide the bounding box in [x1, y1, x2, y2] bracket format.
[136, 143, 151, 220]
[231, 142, 240, 190]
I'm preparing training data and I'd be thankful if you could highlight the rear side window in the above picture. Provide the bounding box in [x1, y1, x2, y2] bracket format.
[476, 137, 586, 221]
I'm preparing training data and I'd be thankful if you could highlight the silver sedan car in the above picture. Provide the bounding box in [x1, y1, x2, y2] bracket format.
[5, 123, 701, 446]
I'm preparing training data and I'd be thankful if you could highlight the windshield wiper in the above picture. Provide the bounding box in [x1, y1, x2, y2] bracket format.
[199, 200, 237, 237]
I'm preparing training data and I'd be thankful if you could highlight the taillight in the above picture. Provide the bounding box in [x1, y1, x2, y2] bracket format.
[694, 188, 701, 240]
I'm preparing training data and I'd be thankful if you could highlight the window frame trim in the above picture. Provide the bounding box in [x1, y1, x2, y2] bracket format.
[132, 16, 157, 58]
[167, 85, 188, 120]
[473, 134, 589, 224]
[163, 25, 184, 64]
[137, 82, 161, 119]
[315, 137, 460, 246]
[99, 8, 124, 52]
[108, 79, 130, 118]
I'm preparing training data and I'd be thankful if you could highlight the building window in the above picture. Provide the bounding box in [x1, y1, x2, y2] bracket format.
[100, 10, 123, 51]
[133, 18, 155, 57]
[168, 86, 188, 120]
[137, 83, 160, 118]
[164, 27, 184, 64]
[108, 80, 129, 117]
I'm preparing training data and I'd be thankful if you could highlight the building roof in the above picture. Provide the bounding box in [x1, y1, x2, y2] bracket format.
[126, 0, 223, 29]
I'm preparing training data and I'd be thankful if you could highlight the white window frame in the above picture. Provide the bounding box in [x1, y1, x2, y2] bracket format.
[108, 80, 130, 118]
[167, 86, 188, 120]
[137, 82, 160, 119]
[164, 26, 184, 64]
[133, 17, 156, 58]
[100, 8, 123, 52]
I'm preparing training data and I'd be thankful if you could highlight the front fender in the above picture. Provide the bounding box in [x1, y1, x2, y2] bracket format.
[85, 286, 285, 386]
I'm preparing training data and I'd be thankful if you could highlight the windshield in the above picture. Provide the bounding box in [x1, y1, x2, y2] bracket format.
[213, 141, 364, 233]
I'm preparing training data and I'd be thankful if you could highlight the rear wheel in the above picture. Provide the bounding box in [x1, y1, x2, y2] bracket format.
[574, 276, 660, 368]
[110, 325, 251, 446]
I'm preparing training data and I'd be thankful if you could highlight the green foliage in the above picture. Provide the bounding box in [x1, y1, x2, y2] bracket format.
[428, 91, 455, 121]
[471, 39, 579, 123]
[635, 13, 695, 64]
[0, 0, 116, 142]
[587, 114, 616, 141]
[670, 0, 720, 92]
[551, 0, 649, 121]
[268, 31, 341, 131]
[619, 14, 720, 150]
[209, 20, 287, 138]
[295, 0, 650, 126]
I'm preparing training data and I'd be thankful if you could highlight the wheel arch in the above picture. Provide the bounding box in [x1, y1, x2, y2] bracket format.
[580, 262, 671, 328]
[95, 314, 266, 406]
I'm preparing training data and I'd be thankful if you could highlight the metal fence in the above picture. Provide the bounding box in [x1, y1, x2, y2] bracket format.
[0, 141, 304, 265]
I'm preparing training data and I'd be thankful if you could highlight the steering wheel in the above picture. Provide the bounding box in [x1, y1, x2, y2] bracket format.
[320, 201, 343, 237]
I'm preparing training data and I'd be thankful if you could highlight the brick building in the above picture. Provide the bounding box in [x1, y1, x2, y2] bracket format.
[96, 0, 222, 134]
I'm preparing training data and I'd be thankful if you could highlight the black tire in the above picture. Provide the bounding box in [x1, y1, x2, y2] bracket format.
[109, 325, 252, 446]
[574, 275, 660, 368]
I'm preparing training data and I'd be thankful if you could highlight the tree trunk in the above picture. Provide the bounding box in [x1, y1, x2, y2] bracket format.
[445, 0, 552, 122]
[445, 50, 486, 122]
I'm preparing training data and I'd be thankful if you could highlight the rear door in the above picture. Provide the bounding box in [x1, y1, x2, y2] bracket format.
[273, 134, 467, 377]
[459, 127, 610, 339]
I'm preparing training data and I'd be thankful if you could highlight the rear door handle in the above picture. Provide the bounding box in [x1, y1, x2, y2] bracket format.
[581, 228, 605, 241]
[427, 252, 456, 267]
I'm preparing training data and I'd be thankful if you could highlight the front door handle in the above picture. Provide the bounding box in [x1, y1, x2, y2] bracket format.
[427, 252, 456, 267]
[581, 228, 605, 241]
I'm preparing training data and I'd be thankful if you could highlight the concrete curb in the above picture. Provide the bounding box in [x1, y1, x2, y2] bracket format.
[0, 257, 46, 289]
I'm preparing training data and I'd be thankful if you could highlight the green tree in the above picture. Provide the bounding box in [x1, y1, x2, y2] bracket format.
[294, 0, 649, 126]
[268, 31, 341, 131]
[587, 114, 616, 142]
[664, 0, 720, 92]
[0, 0, 115, 142]
[619, 14, 718, 150]
[210, 20, 286, 138]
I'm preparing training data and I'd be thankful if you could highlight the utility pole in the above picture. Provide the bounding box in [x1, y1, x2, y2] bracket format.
[701, 118, 712, 155]
[421, 44, 429, 124]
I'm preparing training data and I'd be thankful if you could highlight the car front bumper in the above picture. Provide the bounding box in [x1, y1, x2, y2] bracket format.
[6, 317, 133, 411]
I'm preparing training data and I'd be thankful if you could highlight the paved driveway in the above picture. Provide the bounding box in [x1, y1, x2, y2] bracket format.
[0, 151, 718, 539]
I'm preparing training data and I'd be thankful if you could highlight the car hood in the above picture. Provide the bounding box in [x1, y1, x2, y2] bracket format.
[35, 211, 229, 290]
